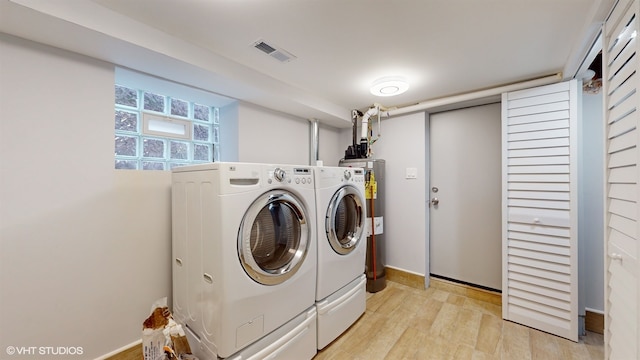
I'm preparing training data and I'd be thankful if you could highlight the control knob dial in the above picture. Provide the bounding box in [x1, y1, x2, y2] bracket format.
[273, 168, 286, 182]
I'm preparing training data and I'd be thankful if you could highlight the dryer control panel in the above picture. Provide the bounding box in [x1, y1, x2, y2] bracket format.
[344, 168, 365, 184]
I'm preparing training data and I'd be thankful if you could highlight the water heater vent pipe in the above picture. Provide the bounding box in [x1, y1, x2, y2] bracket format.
[360, 106, 379, 140]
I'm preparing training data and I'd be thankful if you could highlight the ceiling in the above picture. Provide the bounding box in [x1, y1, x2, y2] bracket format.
[1, 0, 615, 127]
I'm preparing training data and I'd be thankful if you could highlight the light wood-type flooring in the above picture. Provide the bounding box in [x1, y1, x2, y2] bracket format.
[315, 280, 604, 360]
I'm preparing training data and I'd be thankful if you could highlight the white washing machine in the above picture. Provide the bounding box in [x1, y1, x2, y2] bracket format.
[314, 166, 367, 349]
[171, 162, 317, 359]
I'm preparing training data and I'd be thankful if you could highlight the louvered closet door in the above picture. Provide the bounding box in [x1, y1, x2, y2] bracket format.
[603, 0, 640, 358]
[501, 80, 579, 342]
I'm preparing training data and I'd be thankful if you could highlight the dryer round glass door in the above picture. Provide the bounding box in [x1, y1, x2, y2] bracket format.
[238, 190, 310, 285]
[326, 186, 364, 255]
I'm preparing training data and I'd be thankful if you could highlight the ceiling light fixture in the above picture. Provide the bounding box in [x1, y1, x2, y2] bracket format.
[370, 77, 409, 97]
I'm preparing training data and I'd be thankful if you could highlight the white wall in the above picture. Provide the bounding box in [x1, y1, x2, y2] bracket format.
[373, 113, 427, 275]
[219, 102, 240, 162]
[0, 34, 172, 359]
[318, 124, 344, 167]
[229, 99, 347, 167]
[0, 34, 345, 359]
[237, 102, 312, 165]
[3, 25, 604, 359]
[237, 102, 344, 166]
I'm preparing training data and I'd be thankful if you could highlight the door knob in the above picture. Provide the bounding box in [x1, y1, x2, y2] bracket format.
[431, 197, 439, 206]
[609, 253, 623, 261]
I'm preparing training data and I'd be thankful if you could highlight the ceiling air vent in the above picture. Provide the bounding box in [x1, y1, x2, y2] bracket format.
[254, 41, 276, 54]
[252, 39, 296, 63]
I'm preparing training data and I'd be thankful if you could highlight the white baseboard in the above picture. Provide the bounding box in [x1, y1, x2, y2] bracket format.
[94, 339, 141, 360]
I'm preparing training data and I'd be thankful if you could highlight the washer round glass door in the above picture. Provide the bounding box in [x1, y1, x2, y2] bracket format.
[326, 186, 364, 255]
[238, 190, 310, 285]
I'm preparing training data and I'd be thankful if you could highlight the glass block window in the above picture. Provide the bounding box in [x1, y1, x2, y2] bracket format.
[114, 84, 220, 170]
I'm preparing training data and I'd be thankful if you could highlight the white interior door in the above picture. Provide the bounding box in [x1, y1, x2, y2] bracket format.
[502, 80, 579, 342]
[602, 0, 639, 358]
[429, 103, 502, 291]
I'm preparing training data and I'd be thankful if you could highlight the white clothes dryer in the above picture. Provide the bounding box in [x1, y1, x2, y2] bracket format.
[314, 166, 367, 349]
[172, 162, 317, 359]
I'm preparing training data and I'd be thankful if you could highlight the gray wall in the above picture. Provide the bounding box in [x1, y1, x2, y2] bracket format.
[339, 113, 428, 275]
[580, 91, 605, 312]
[354, 98, 604, 315]
[375, 113, 428, 275]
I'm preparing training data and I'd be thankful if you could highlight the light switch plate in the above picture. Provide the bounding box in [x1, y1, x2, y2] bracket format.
[405, 167, 417, 179]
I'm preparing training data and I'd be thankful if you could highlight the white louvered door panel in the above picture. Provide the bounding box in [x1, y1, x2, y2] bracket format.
[603, 0, 640, 358]
[502, 80, 579, 342]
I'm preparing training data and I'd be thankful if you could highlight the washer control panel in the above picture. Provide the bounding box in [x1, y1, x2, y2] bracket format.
[293, 167, 313, 185]
[267, 167, 313, 186]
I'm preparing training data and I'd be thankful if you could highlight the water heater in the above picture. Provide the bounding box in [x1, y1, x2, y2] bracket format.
[339, 158, 386, 292]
